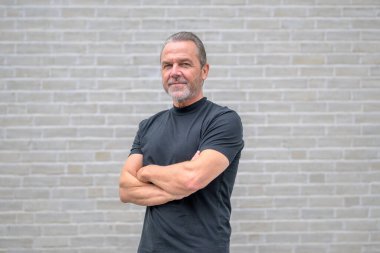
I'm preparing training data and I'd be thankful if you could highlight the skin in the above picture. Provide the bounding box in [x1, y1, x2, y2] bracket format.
[161, 40, 209, 108]
[119, 41, 229, 206]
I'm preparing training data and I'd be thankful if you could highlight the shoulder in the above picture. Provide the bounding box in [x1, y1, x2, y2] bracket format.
[138, 109, 170, 130]
[199, 101, 244, 162]
[200, 100, 243, 139]
[204, 100, 242, 125]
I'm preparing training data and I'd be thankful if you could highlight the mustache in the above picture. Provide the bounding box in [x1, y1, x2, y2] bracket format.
[168, 79, 188, 85]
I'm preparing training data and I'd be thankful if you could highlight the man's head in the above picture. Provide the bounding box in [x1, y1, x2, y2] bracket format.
[161, 31, 207, 68]
[160, 32, 209, 108]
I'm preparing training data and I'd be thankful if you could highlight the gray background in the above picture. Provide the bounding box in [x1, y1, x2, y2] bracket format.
[1, 0, 379, 252]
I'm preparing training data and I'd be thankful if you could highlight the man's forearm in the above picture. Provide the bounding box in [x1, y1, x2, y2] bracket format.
[119, 170, 182, 206]
[120, 182, 179, 206]
[137, 161, 199, 197]
[136, 149, 229, 197]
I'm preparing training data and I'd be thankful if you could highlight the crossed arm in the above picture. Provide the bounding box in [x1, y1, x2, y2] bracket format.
[119, 149, 229, 206]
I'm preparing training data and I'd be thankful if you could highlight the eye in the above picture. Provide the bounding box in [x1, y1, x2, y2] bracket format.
[162, 64, 172, 69]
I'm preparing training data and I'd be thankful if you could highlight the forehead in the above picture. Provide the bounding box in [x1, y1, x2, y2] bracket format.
[160, 41, 198, 62]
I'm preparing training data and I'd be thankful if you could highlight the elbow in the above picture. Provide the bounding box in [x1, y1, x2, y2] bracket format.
[180, 163, 207, 194]
[119, 189, 127, 203]
[119, 186, 131, 203]
[183, 175, 205, 194]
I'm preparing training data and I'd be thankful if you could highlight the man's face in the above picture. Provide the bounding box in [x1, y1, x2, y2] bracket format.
[160, 41, 209, 107]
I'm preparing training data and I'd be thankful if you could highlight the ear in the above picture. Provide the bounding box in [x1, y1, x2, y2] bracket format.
[201, 63, 209, 81]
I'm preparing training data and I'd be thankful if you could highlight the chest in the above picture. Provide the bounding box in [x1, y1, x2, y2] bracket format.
[140, 113, 204, 166]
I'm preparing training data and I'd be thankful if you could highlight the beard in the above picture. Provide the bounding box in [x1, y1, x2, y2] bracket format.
[167, 83, 193, 103]
[165, 78, 200, 103]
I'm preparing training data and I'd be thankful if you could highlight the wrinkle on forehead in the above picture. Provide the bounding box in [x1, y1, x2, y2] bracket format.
[160, 41, 200, 65]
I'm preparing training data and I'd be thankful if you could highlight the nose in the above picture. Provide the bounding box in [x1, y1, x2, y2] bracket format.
[170, 64, 180, 79]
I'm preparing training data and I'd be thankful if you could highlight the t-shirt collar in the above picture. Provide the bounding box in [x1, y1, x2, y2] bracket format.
[172, 97, 207, 115]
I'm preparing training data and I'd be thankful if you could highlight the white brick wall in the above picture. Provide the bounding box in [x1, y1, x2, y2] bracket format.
[1, 1, 379, 252]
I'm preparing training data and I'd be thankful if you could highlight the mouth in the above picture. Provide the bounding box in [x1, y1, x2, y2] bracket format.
[168, 82, 188, 90]
[168, 78, 188, 86]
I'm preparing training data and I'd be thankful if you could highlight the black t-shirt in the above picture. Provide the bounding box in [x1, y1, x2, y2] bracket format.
[130, 97, 244, 253]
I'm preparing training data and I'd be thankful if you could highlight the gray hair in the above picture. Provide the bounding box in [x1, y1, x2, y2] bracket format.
[160, 31, 207, 67]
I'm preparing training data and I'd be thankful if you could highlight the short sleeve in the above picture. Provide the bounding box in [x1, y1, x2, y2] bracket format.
[129, 119, 146, 155]
[199, 110, 244, 164]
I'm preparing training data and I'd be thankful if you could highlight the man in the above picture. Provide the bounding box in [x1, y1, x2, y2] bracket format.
[119, 31, 244, 253]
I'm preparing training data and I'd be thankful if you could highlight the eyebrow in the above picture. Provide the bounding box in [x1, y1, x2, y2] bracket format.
[161, 58, 193, 65]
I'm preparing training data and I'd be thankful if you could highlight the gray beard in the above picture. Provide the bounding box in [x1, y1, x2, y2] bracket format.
[167, 85, 194, 103]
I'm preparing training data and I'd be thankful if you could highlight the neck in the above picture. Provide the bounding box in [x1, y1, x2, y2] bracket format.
[173, 94, 204, 108]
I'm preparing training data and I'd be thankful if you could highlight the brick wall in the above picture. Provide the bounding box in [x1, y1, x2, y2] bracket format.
[1, 1, 379, 252]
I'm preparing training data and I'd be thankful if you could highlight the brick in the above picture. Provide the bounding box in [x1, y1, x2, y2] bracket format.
[361, 32, 380, 41]
[353, 43, 380, 53]
[353, 137, 380, 147]
[276, 7, 308, 17]
[352, 0, 380, 4]
[0, 238, 33, 248]
[41, 225, 78, 236]
[353, 19, 380, 29]
[70, 116, 105, 126]
[282, 19, 315, 30]
[370, 232, 380, 242]
[79, 224, 114, 235]
[362, 196, 380, 206]
[301, 233, 333, 243]
[257, 55, 290, 64]
[301, 43, 333, 53]
[346, 220, 379, 231]
[343, 8, 378, 17]
[14, 189, 50, 199]
[59, 152, 95, 162]
[318, 19, 352, 29]
[336, 208, 369, 218]
[293, 55, 325, 65]
[274, 197, 308, 208]
[95, 151, 111, 161]
[309, 5, 342, 17]
[34, 116, 70, 126]
[336, 67, 370, 77]
[300, 67, 334, 77]
[295, 245, 327, 253]
[210, 19, 245, 29]
[318, 137, 351, 147]
[63, 104, 97, 114]
[344, 149, 378, 160]
[327, 31, 361, 41]
[246, 19, 280, 29]
[309, 197, 344, 207]
[330, 245, 362, 253]
[302, 185, 334, 195]
[0, 135, 33, 150]
[34, 237, 70, 248]
[336, 232, 370, 242]
[71, 212, 105, 223]
[88, 187, 105, 198]
[240, 221, 273, 233]
[43, 128, 77, 138]
[303, 210, 336, 220]
[264, 185, 299, 195]
[61, 200, 96, 211]
[267, 233, 299, 243]
[105, 235, 140, 248]
[30, 164, 65, 175]
[7, 225, 41, 237]
[275, 221, 308, 232]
